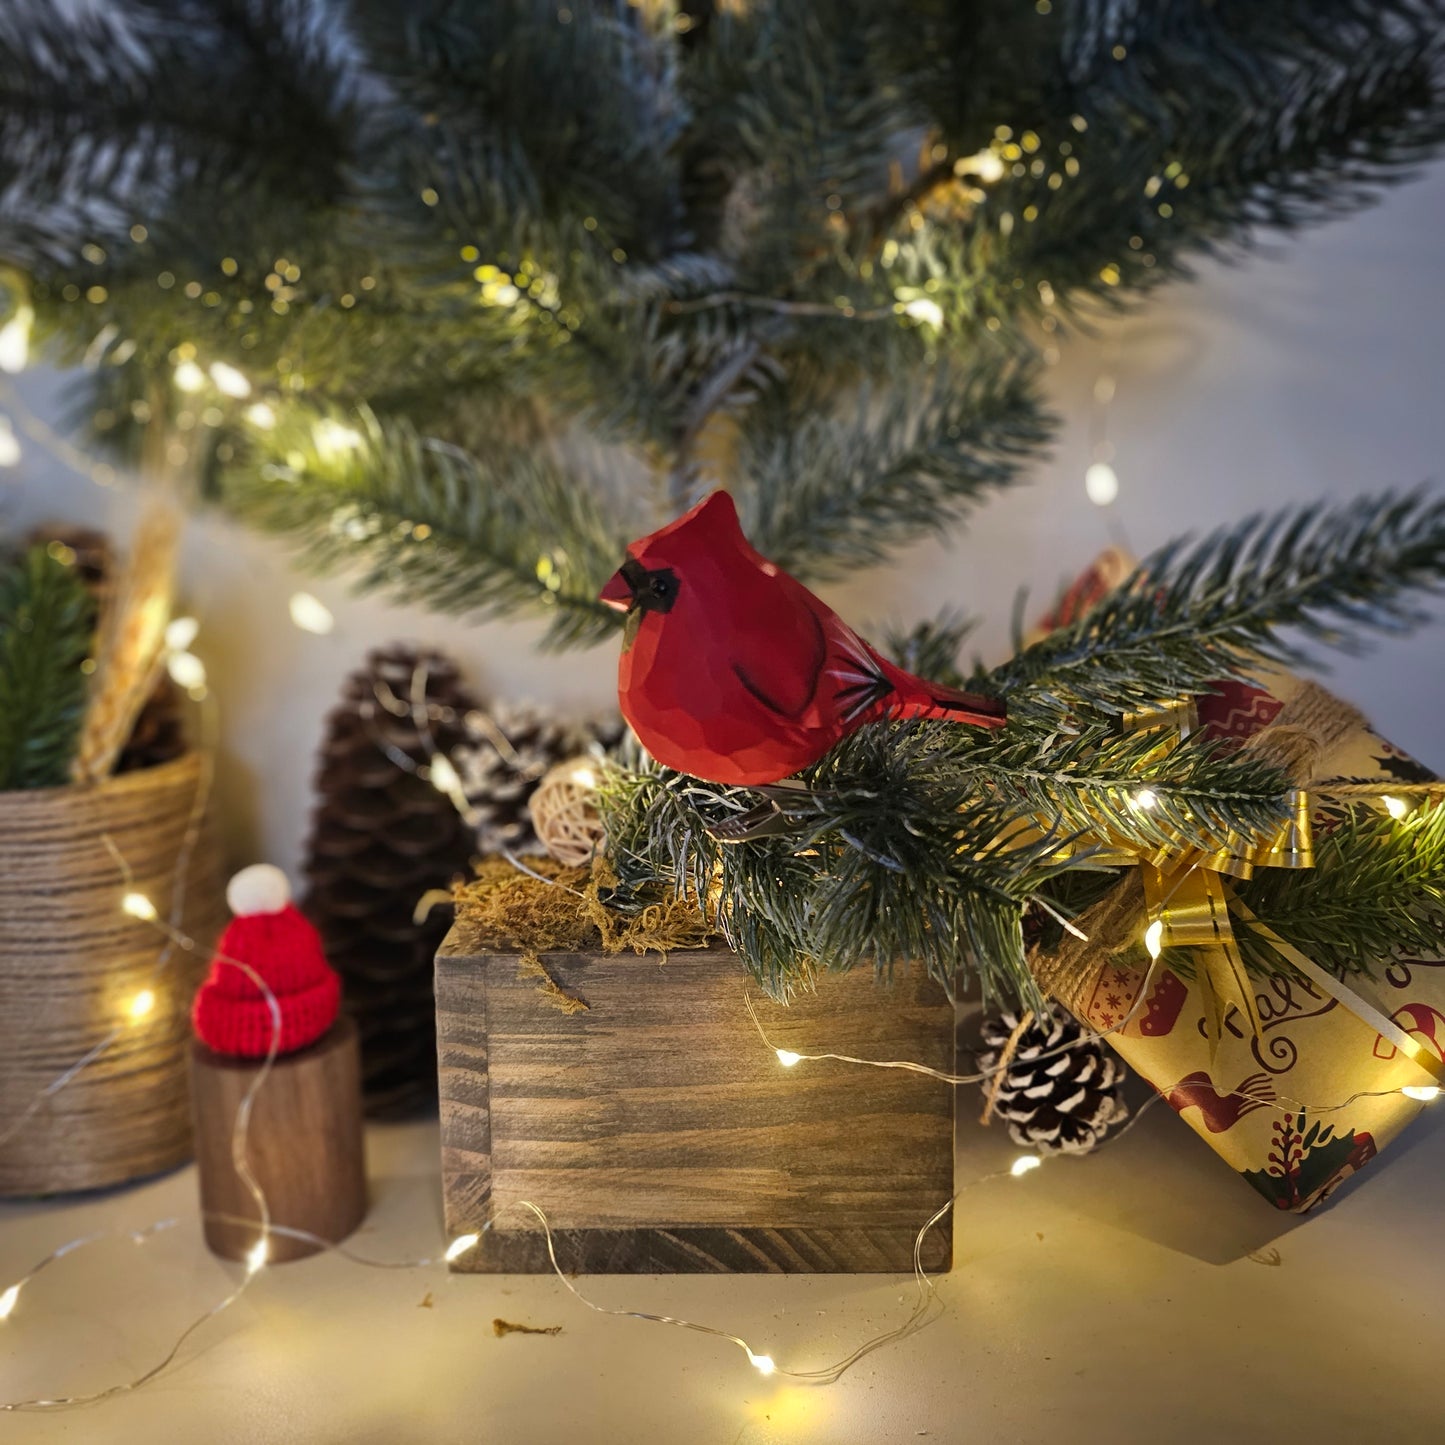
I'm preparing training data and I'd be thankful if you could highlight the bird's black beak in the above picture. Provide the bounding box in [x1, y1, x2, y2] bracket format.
[599, 564, 636, 614]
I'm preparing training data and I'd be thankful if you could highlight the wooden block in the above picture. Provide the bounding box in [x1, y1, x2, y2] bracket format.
[190, 1016, 368, 1263]
[436, 939, 955, 1274]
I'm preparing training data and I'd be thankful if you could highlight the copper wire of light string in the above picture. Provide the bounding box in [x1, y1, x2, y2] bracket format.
[742, 954, 1164, 1089]
[505, 1094, 1170, 1387]
[0, 916, 283, 1413]
[2, 907, 1434, 1409]
[0, 620, 1436, 1399]
[504, 1196, 953, 1385]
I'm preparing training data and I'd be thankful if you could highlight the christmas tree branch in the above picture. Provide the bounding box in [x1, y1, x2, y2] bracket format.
[993, 491, 1445, 721]
[227, 410, 625, 650]
[0, 0, 357, 259]
[345, 0, 687, 260]
[736, 359, 1052, 581]
[0, 547, 95, 790]
[1236, 801, 1445, 978]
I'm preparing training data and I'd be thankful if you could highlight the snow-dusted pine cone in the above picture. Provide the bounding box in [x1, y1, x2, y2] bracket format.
[975, 1005, 1129, 1155]
[450, 700, 623, 856]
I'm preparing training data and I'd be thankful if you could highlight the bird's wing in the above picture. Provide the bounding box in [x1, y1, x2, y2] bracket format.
[730, 603, 827, 721]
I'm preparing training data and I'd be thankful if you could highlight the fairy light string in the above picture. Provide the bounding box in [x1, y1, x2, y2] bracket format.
[2, 804, 1440, 1409]
[2, 394, 1440, 1404]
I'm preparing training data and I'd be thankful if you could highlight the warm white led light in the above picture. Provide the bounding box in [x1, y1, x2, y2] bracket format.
[902, 297, 945, 328]
[245, 1238, 268, 1275]
[1010, 1155, 1042, 1178]
[209, 361, 252, 398]
[1402, 1085, 1440, 1102]
[0, 1283, 19, 1320]
[429, 756, 462, 797]
[314, 419, 362, 455]
[245, 401, 277, 429]
[444, 1233, 480, 1262]
[121, 892, 158, 922]
[1084, 461, 1119, 506]
[173, 359, 206, 393]
[956, 149, 1006, 183]
[570, 766, 597, 790]
[1383, 795, 1409, 820]
[164, 616, 200, 652]
[0, 305, 32, 373]
[288, 591, 334, 635]
[1144, 919, 1165, 960]
[166, 651, 207, 691]
[128, 989, 157, 1021]
[1135, 788, 1158, 810]
[775, 1049, 802, 1068]
[747, 1350, 776, 1376]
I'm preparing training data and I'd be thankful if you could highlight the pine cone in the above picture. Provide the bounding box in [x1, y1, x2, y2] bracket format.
[116, 674, 189, 774]
[451, 700, 623, 857]
[975, 1006, 1129, 1155]
[302, 646, 481, 1118]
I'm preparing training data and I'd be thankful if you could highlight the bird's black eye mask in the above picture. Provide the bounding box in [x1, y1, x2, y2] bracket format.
[620, 558, 680, 615]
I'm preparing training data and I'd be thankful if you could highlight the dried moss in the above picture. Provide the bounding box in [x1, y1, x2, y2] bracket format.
[452, 854, 712, 960]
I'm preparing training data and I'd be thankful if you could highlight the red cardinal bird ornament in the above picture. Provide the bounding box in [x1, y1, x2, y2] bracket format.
[599, 490, 1006, 787]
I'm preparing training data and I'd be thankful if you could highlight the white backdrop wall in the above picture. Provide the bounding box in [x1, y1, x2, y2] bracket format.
[4, 164, 1444, 880]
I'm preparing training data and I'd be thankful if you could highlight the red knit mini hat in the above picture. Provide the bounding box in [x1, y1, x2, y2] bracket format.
[192, 865, 341, 1058]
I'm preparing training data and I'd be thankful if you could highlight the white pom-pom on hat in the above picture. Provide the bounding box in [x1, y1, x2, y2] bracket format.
[226, 864, 292, 918]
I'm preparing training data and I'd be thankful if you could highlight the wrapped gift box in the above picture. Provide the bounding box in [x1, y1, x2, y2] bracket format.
[1066, 667, 1443, 1211]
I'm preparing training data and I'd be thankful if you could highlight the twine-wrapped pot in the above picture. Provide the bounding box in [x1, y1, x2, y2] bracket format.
[0, 752, 227, 1195]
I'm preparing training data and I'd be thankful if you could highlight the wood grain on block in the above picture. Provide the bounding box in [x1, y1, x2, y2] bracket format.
[190, 1015, 368, 1263]
[436, 938, 954, 1274]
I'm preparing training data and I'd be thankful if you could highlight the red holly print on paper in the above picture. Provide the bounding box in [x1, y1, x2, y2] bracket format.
[1243, 1113, 1365, 1211]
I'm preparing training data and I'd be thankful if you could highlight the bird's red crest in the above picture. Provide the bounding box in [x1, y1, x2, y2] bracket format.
[627, 489, 747, 570]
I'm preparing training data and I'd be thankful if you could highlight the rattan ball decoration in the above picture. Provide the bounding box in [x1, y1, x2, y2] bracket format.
[528, 758, 606, 866]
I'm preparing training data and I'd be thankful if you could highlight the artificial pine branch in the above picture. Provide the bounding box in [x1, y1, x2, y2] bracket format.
[0, 547, 95, 790]
[599, 708, 1293, 1004]
[883, 611, 977, 692]
[1236, 802, 1445, 978]
[886, 0, 1445, 322]
[736, 360, 1051, 580]
[0, 0, 357, 262]
[345, 0, 688, 260]
[993, 491, 1445, 722]
[227, 409, 626, 649]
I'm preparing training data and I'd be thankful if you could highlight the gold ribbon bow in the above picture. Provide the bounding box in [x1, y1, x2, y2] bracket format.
[1063, 699, 1315, 1048]
[1052, 683, 1444, 1086]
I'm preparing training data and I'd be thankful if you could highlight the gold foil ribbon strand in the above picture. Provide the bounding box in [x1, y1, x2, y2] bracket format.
[1140, 859, 1263, 1042]
[1231, 899, 1445, 1087]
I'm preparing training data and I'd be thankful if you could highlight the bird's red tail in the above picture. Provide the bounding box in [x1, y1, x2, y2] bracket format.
[890, 673, 1008, 729]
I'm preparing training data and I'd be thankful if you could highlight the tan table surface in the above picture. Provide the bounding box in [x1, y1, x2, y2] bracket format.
[2, 1100, 1442, 1445]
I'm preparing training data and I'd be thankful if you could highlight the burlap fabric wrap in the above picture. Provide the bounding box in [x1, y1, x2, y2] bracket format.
[0, 753, 227, 1194]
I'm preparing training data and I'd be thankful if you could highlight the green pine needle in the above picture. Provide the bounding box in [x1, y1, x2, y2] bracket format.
[0, 547, 95, 790]
[995, 491, 1445, 721]
[1237, 800, 1445, 977]
[227, 408, 627, 650]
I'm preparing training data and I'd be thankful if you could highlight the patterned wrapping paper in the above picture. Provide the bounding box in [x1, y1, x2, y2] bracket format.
[1067, 667, 1444, 1211]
